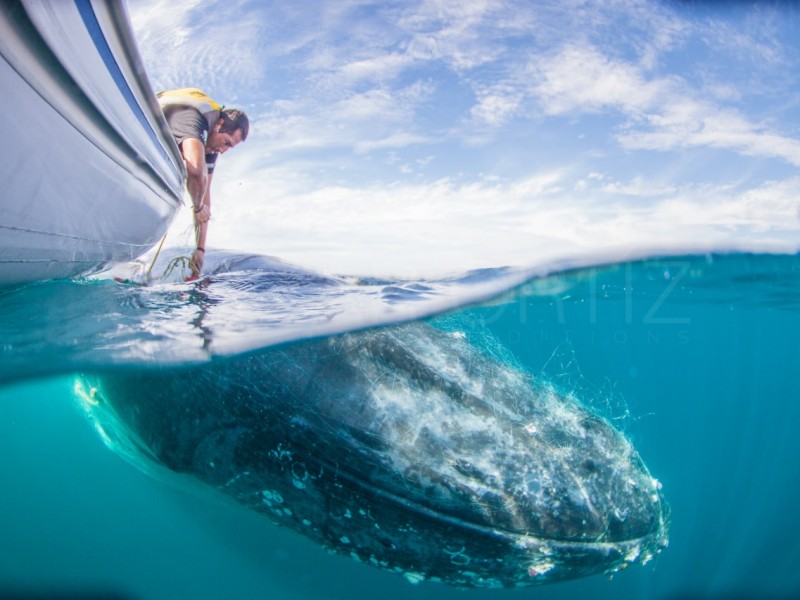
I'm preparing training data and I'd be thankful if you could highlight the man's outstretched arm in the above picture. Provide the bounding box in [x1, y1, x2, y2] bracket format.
[182, 138, 210, 223]
[182, 138, 211, 278]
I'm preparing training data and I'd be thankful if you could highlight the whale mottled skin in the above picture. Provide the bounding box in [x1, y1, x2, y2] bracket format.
[78, 322, 668, 588]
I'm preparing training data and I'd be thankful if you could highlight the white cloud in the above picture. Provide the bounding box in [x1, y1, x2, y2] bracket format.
[397, 0, 508, 69]
[128, 0, 268, 97]
[470, 84, 523, 127]
[331, 81, 433, 126]
[527, 42, 800, 167]
[530, 45, 667, 117]
[354, 132, 435, 153]
[598, 177, 677, 198]
[622, 104, 800, 167]
[338, 53, 414, 85]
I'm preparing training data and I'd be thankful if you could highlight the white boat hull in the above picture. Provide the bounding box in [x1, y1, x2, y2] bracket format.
[0, 0, 184, 285]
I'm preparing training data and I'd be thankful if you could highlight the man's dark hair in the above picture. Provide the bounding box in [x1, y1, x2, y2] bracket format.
[219, 109, 249, 141]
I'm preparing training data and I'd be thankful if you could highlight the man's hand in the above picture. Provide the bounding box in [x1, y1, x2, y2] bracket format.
[194, 203, 211, 224]
[187, 247, 205, 280]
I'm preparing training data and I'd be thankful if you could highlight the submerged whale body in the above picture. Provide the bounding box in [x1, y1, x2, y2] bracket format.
[79, 322, 668, 588]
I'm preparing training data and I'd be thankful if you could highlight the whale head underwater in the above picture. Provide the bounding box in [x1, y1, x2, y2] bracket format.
[77, 321, 668, 588]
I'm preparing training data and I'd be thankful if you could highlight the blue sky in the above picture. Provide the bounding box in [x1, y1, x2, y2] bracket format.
[128, 0, 800, 276]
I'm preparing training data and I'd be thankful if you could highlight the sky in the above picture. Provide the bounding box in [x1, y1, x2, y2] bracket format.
[127, 0, 800, 277]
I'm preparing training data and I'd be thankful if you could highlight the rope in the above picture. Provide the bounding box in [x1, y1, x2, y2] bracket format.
[138, 208, 204, 283]
[144, 233, 168, 283]
[163, 255, 192, 279]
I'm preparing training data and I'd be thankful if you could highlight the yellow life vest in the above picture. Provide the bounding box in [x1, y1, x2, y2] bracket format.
[157, 88, 221, 114]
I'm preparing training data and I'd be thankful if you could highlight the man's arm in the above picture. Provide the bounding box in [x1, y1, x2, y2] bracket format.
[182, 138, 211, 278]
[182, 138, 210, 221]
[191, 172, 213, 276]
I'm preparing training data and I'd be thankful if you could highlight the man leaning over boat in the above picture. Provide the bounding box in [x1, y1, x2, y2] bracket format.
[157, 88, 249, 279]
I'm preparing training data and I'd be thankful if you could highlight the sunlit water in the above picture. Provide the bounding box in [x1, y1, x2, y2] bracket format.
[0, 251, 798, 599]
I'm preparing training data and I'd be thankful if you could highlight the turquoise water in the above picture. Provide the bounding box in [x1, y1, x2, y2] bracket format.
[0, 252, 798, 599]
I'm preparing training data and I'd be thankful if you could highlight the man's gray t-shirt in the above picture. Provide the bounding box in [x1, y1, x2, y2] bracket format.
[162, 105, 219, 174]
